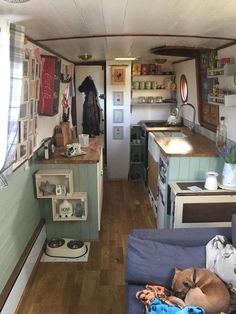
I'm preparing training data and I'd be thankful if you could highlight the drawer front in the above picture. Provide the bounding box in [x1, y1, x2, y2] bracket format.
[173, 195, 236, 228]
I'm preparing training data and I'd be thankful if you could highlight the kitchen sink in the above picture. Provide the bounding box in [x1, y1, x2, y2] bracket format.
[153, 131, 186, 137]
[143, 121, 182, 128]
[143, 121, 169, 127]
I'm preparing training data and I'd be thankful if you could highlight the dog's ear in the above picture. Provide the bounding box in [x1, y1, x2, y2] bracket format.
[174, 267, 182, 274]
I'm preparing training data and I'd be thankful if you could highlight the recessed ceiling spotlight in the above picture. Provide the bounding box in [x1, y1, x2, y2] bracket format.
[115, 57, 138, 61]
[78, 53, 92, 61]
[4, 0, 30, 3]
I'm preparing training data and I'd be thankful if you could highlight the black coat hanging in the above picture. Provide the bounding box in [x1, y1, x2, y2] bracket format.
[78, 76, 100, 137]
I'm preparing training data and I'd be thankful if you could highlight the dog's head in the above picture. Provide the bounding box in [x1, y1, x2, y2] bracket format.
[171, 268, 196, 299]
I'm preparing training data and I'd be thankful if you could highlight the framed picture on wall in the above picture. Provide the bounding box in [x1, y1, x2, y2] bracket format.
[28, 135, 34, 158]
[29, 119, 34, 134]
[17, 142, 27, 161]
[113, 91, 123, 106]
[19, 102, 28, 119]
[23, 60, 29, 77]
[20, 119, 29, 142]
[29, 99, 35, 119]
[113, 109, 124, 123]
[21, 78, 29, 103]
[35, 79, 40, 100]
[113, 126, 124, 140]
[111, 66, 126, 85]
[30, 57, 36, 80]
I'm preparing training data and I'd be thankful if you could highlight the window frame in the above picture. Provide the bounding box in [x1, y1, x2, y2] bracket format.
[180, 74, 188, 103]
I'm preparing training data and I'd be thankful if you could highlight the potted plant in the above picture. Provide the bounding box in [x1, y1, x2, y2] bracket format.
[219, 143, 236, 187]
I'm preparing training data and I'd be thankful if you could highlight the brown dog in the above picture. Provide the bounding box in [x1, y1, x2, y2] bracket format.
[170, 267, 230, 314]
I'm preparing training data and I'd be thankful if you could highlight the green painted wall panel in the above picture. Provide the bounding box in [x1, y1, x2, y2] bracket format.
[0, 165, 41, 294]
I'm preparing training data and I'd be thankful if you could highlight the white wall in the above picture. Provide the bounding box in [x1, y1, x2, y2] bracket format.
[174, 59, 199, 124]
[106, 61, 131, 179]
[218, 46, 236, 142]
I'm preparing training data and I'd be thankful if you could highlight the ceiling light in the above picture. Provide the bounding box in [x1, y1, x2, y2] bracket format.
[78, 53, 92, 61]
[155, 58, 167, 64]
[4, 0, 30, 3]
[115, 57, 138, 61]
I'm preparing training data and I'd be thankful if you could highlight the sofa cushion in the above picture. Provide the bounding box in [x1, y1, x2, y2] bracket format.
[131, 228, 231, 247]
[125, 235, 205, 287]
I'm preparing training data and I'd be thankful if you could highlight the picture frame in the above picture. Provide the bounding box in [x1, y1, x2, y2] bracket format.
[113, 109, 124, 123]
[20, 119, 29, 142]
[29, 119, 34, 134]
[30, 57, 36, 80]
[35, 79, 40, 100]
[113, 91, 123, 106]
[111, 66, 126, 85]
[21, 78, 29, 103]
[35, 62, 40, 79]
[113, 126, 124, 140]
[28, 135, 34, 158]
[24, 48, 31, 60]
[29, 99, 35, 119]
[19, 102, 28, 119]
[32, 134, 37, 150]
[29, 80, 35, 99]
[17, 142, 28, 161]
[34, 100, 38, 116]
[23, 60, 29, 77]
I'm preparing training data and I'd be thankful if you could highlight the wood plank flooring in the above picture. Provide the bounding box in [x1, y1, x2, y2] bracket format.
[16, 180, 156, 314]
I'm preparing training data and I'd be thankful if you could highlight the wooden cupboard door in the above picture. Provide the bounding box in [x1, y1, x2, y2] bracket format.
[210, 104, 219, 126]
[202, 103, 211, 124]
[202, 103, 219, 127]
[148, 153, 158, 199]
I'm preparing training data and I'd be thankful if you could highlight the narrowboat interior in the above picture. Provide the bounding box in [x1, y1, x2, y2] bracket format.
[1, 1, 236, 313]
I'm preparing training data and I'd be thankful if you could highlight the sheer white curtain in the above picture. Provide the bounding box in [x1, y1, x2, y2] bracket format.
[0, 22, 24, 190]
[0, 20, 10, 173]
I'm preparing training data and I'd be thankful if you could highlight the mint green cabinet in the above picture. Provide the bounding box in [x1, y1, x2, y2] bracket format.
[161, 155, 223, 228]
[33, 151, 103, 240]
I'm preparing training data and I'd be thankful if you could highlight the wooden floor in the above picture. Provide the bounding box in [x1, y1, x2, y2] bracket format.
[16, 180, 156, 314]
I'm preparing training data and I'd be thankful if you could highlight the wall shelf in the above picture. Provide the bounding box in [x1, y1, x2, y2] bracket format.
[35, 169, 73, 198]
[131, 102, 177, 106]
[51, 192, 88, 221]
[207, 64, 236, 77]
[208, 94, 236, 106]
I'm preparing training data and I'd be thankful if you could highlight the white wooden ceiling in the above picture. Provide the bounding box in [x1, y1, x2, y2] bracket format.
[1, 0, 236, 63]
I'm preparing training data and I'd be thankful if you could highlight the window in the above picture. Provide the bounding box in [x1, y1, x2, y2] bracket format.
[0, 20, 10, 171]
[180, 74, 188, 103]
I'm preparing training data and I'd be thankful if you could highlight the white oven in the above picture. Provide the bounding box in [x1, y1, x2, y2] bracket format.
[169, 181, 236, 228]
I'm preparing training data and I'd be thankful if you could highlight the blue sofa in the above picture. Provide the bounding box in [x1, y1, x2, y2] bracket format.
[125, 215, 236, 313]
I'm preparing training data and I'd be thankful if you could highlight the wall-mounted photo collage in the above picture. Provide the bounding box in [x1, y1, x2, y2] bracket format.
[17, 48, 40, 162]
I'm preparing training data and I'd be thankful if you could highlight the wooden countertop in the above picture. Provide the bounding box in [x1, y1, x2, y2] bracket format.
[154, 130, 219, 157]
[34, 136, 103, 164]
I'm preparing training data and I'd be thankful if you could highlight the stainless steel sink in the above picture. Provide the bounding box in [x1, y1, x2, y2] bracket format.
[142, 121, 183, 128]
[153, 131, 186, 137]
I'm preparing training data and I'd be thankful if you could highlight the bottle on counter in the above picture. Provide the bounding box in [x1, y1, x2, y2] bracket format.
[216, 116, 227, 148]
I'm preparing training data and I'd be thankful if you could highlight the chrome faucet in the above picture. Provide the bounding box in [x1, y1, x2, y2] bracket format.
[177, 103, 196, 132]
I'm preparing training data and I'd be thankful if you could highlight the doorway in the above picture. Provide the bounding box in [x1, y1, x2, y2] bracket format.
[75, 64, 106, 162]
